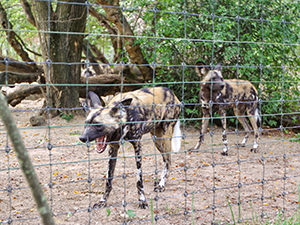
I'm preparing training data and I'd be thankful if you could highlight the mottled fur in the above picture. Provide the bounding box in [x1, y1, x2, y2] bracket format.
[191, 63, 261, 155]
[79, 87, 181, 208]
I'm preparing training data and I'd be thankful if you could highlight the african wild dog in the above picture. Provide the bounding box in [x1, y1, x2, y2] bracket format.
[79, 87, 181, 209]
[190, 62, 261, 155]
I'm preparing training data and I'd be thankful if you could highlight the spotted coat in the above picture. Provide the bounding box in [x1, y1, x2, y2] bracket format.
[79, 87, 181, 208]
[191, 63, 261, 155]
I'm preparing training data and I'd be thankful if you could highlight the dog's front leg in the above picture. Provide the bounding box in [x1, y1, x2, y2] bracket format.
[131, 140, 148, 209]
[190, 107, 210, 151]
[220, 109, 229, 156]
[93, 143, 119, 209]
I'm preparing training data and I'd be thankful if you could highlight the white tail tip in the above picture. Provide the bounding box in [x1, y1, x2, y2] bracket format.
[172, 120, 181, 152]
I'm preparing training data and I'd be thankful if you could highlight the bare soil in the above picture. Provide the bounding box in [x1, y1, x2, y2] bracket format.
[0, 99, 299, 225]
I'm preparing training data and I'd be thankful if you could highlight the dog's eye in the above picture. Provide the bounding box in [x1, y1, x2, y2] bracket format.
[85, 120, 91, 125]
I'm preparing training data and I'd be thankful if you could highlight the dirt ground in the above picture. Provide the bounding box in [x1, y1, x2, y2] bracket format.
[0, 99, 299, 225]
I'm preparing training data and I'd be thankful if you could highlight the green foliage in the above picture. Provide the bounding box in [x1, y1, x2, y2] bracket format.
[126, 209, 136, 220]
[290, 133, 300, 143]
[60, 113, 74, 122]
[69, 131, 81, 135]
[106, 208, 111, 217]
[2, 0, 299, 128]
[132, 0, 299, 128]
[0, 1, 38, 60]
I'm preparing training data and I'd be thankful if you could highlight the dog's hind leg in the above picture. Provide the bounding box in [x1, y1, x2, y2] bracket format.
[131, 139, 148, 209]
[151, 126, 173, 192]
[234, 107, 251, 147]
[247, 107, 261, 153]
[93, 143, 119, 209]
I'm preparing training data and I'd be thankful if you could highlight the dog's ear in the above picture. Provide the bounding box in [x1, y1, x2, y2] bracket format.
[110, 98, 133, 115]
[195, 61, 208, 77]
[215, 63, 222, 71]
[120, 98, 133, 107]
[88, 91, 103, 108]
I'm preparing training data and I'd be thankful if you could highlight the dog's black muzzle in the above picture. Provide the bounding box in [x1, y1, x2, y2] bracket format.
[79, 126, 99, 143]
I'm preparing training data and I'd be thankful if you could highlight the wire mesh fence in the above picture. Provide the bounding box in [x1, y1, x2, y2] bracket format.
[0, 0, 299, 224]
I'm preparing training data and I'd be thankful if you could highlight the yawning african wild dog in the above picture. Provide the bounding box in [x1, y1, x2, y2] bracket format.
[79, 87, 181, 209]
[190, 62, 261, 155]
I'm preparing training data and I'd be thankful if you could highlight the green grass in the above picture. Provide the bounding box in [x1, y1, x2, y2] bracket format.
[150, 198, 154, 224]
[226, 184, 300, 225]
[290, 133, 300, 143]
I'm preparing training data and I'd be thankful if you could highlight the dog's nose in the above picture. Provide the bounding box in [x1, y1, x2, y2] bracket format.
[79, 135, 87, 143]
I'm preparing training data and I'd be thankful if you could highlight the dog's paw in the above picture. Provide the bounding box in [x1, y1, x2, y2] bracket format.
[138, 201, 148, 209]
[188, 147, 195, 151]
[154, 181, 165, 192]
[237, 143, 246, 148]
[221, 151, 228, 156]
[93, 201, 107, 209]
[154, 185, 165, 192]
[250, 148, 258, 153]
[189, 143, 201, 151]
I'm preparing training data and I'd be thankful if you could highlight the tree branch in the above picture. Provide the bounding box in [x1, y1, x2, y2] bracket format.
[97, 0, 153, 80]
[88, 42, 110, 64]
[89, 6, 122, 61]
[0, 2, 38, 71]
[20, 0, 36, 27]
[82, 41, 103, 74]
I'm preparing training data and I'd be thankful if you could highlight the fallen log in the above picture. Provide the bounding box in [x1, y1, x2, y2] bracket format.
[0, 72, 39, 85]
[5, 74, 142, 107]
[0, 56, 42, 74]
[7, 85, 44, 107]
[80, 73, 121, 84]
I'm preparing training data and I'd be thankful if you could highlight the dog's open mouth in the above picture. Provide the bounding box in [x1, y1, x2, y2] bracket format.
[95, 136, 108, 154]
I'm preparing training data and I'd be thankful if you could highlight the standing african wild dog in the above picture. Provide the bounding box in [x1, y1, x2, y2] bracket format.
[79, 87, 181, 209]
[190, 62, 261, 155]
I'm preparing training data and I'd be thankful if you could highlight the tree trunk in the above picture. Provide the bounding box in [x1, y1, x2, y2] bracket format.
[32, 0, 87, 116]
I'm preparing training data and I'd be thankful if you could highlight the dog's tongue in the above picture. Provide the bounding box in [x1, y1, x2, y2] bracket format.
[96, 136, 107, 153]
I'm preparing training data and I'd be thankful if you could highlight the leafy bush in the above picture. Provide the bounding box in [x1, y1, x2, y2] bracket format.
[134, 0, 300, 128]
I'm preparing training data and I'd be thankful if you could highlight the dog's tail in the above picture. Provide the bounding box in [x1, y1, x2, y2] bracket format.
[172, 120, 181, 152]
[255, 108, 261, 128]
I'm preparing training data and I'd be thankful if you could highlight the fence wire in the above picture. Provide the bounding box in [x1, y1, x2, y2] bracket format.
[0, 0, 299, 224]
